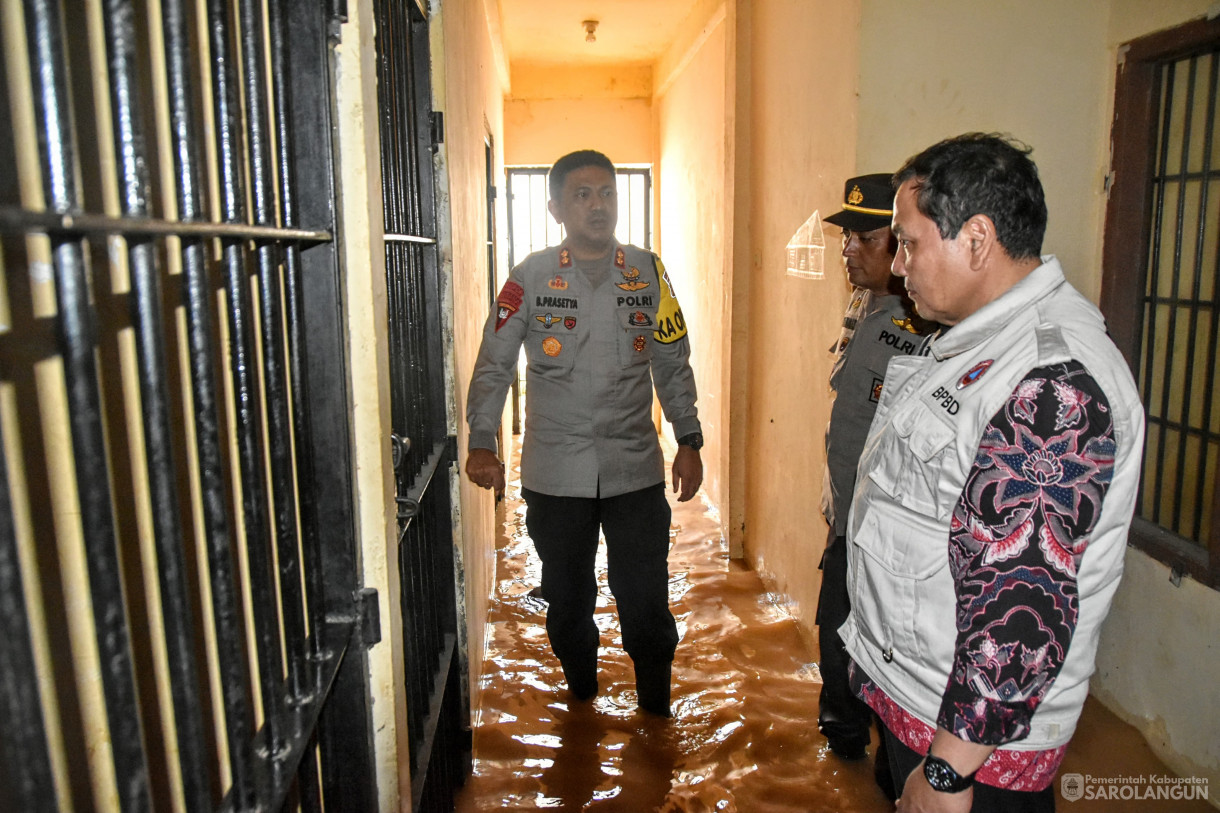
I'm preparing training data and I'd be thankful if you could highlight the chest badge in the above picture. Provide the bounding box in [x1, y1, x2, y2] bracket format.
[957, 359, 994, 390]
[564, 316, 576, 330]
[542, 336, 562, 357]
[548, 275, 568, 290]
[616, 266, 650, 292]
[629, 311, 652, 327]
[535, 313, 563, 328]
[633, 335, 647, 353]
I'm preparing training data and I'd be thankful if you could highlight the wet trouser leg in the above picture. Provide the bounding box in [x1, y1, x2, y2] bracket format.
[883, 727, 1056, 812]
[523, 483, 678, 707]
[601, 484, 679, 715]
[523, 487, 602, 699]
[816, 530, 874, 755]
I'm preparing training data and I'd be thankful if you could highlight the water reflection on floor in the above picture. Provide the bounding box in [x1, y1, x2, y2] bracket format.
[454, 453, 1214, 812]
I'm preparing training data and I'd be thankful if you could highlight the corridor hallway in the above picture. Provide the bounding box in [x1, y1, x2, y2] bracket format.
[454, 448, 1215, 813]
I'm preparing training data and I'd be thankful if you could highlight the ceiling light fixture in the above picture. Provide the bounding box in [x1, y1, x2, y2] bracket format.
[583, 19, 598, 44]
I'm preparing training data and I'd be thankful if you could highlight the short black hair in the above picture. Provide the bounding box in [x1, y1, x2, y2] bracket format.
[894, 133, 1047, 260]
[548, 150, 616, 200]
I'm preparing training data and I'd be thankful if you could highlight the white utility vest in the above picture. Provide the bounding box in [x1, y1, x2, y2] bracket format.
[841, 257, 1144, 750]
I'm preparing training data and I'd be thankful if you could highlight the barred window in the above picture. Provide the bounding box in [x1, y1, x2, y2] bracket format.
[1103, 17, 1220, 589]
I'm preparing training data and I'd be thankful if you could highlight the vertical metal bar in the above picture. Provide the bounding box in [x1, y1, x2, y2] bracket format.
[269, 0, 326, 664]
[99, 3, 213, 807]
[205, 0, 286, 750]
[282, 0, 377, 800]
[1164, 56, 1199, 532]
[1145, 60, 1177, 524]
[0, 425, 59, 813]
[1187, 52, 1220, 540]
[264, 1, 323, 807]
[159, 0, 256, 801]
[22, 1, 153, 809]
[643, 169, 653, 251]
[236, 0, 308, 703]
[0, 26, 56, 811]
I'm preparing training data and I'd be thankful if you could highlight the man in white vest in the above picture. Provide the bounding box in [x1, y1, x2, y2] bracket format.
[840, 133, 1144, 812]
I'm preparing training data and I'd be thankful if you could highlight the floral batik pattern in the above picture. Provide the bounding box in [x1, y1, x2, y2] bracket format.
[938, 361, 1115, 746]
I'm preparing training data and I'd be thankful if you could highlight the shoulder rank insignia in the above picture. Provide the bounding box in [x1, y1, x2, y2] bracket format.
[957, 359, 993, 390]
[542, 336, 562, 357]
[615, 247, 626, 269]
[616, 266, 650, 292]
[559, 247, 572, 268]
[891, 315, 921, 334]
[548, 275, 568, 290]
[535, 313, 563, 328]
[495, 280, 524, 332]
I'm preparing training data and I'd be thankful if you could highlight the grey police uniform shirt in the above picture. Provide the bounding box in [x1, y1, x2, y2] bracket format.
[466, 243, 701, 499]
[822, 292, 929, 536]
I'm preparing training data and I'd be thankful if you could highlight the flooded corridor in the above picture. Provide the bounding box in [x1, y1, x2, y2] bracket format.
[453, 450, 1214, 813]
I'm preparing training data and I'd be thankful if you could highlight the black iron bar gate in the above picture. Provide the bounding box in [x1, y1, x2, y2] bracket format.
[373, 1, 471, 810]
[0, 0, 378, 810]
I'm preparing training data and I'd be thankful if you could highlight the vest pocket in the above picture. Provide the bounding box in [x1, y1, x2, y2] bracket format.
[618, 309, 654, 366]
[867, 401, 958, 522]
[526, 322, 575, 374]
[852, 492, 949, 580]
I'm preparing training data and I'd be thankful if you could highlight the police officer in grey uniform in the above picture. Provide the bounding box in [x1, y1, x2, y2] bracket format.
[465, 150, 703, 717]
[818, 174, 934, 773]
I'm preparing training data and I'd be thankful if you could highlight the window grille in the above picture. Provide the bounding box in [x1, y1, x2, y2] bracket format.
[506, 166, 652, 268]
[1103, 16, 1220, 588]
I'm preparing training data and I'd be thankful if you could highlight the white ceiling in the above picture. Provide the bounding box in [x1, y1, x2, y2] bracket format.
[499, 0, 705, 65]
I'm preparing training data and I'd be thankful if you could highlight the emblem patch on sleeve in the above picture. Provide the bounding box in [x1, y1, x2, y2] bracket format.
[495, 280, 524, 332]
[652, 259, 688, 344]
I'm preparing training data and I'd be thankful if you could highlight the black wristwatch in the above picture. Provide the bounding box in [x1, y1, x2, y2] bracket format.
[677, 432, 704, 451]
[923, 751, 976, 793]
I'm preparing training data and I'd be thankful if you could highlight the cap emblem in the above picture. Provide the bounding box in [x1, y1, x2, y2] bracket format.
[847, 185, 865, 206]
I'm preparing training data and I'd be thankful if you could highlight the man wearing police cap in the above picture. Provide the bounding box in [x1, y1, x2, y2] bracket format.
[816, 173, 933, 779]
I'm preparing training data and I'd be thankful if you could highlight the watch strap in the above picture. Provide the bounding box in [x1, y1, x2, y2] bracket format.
[923, 752, 976, 793]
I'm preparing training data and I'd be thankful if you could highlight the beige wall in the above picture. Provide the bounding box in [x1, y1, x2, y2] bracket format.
[736, 0, 861, 642]
[855, 0, 1220, 795]
[504, 64, 654, 166]
[334, 3, 405, 807]
[433, 0, 508, 718]
[857, 0, 1112, 298]
[655, 8, 729, 515]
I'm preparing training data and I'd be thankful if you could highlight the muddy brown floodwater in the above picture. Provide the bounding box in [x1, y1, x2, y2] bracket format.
[454, 450, 1215, 813]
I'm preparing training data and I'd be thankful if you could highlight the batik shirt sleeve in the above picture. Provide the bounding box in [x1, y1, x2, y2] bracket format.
[938, 361, 1116, 745]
